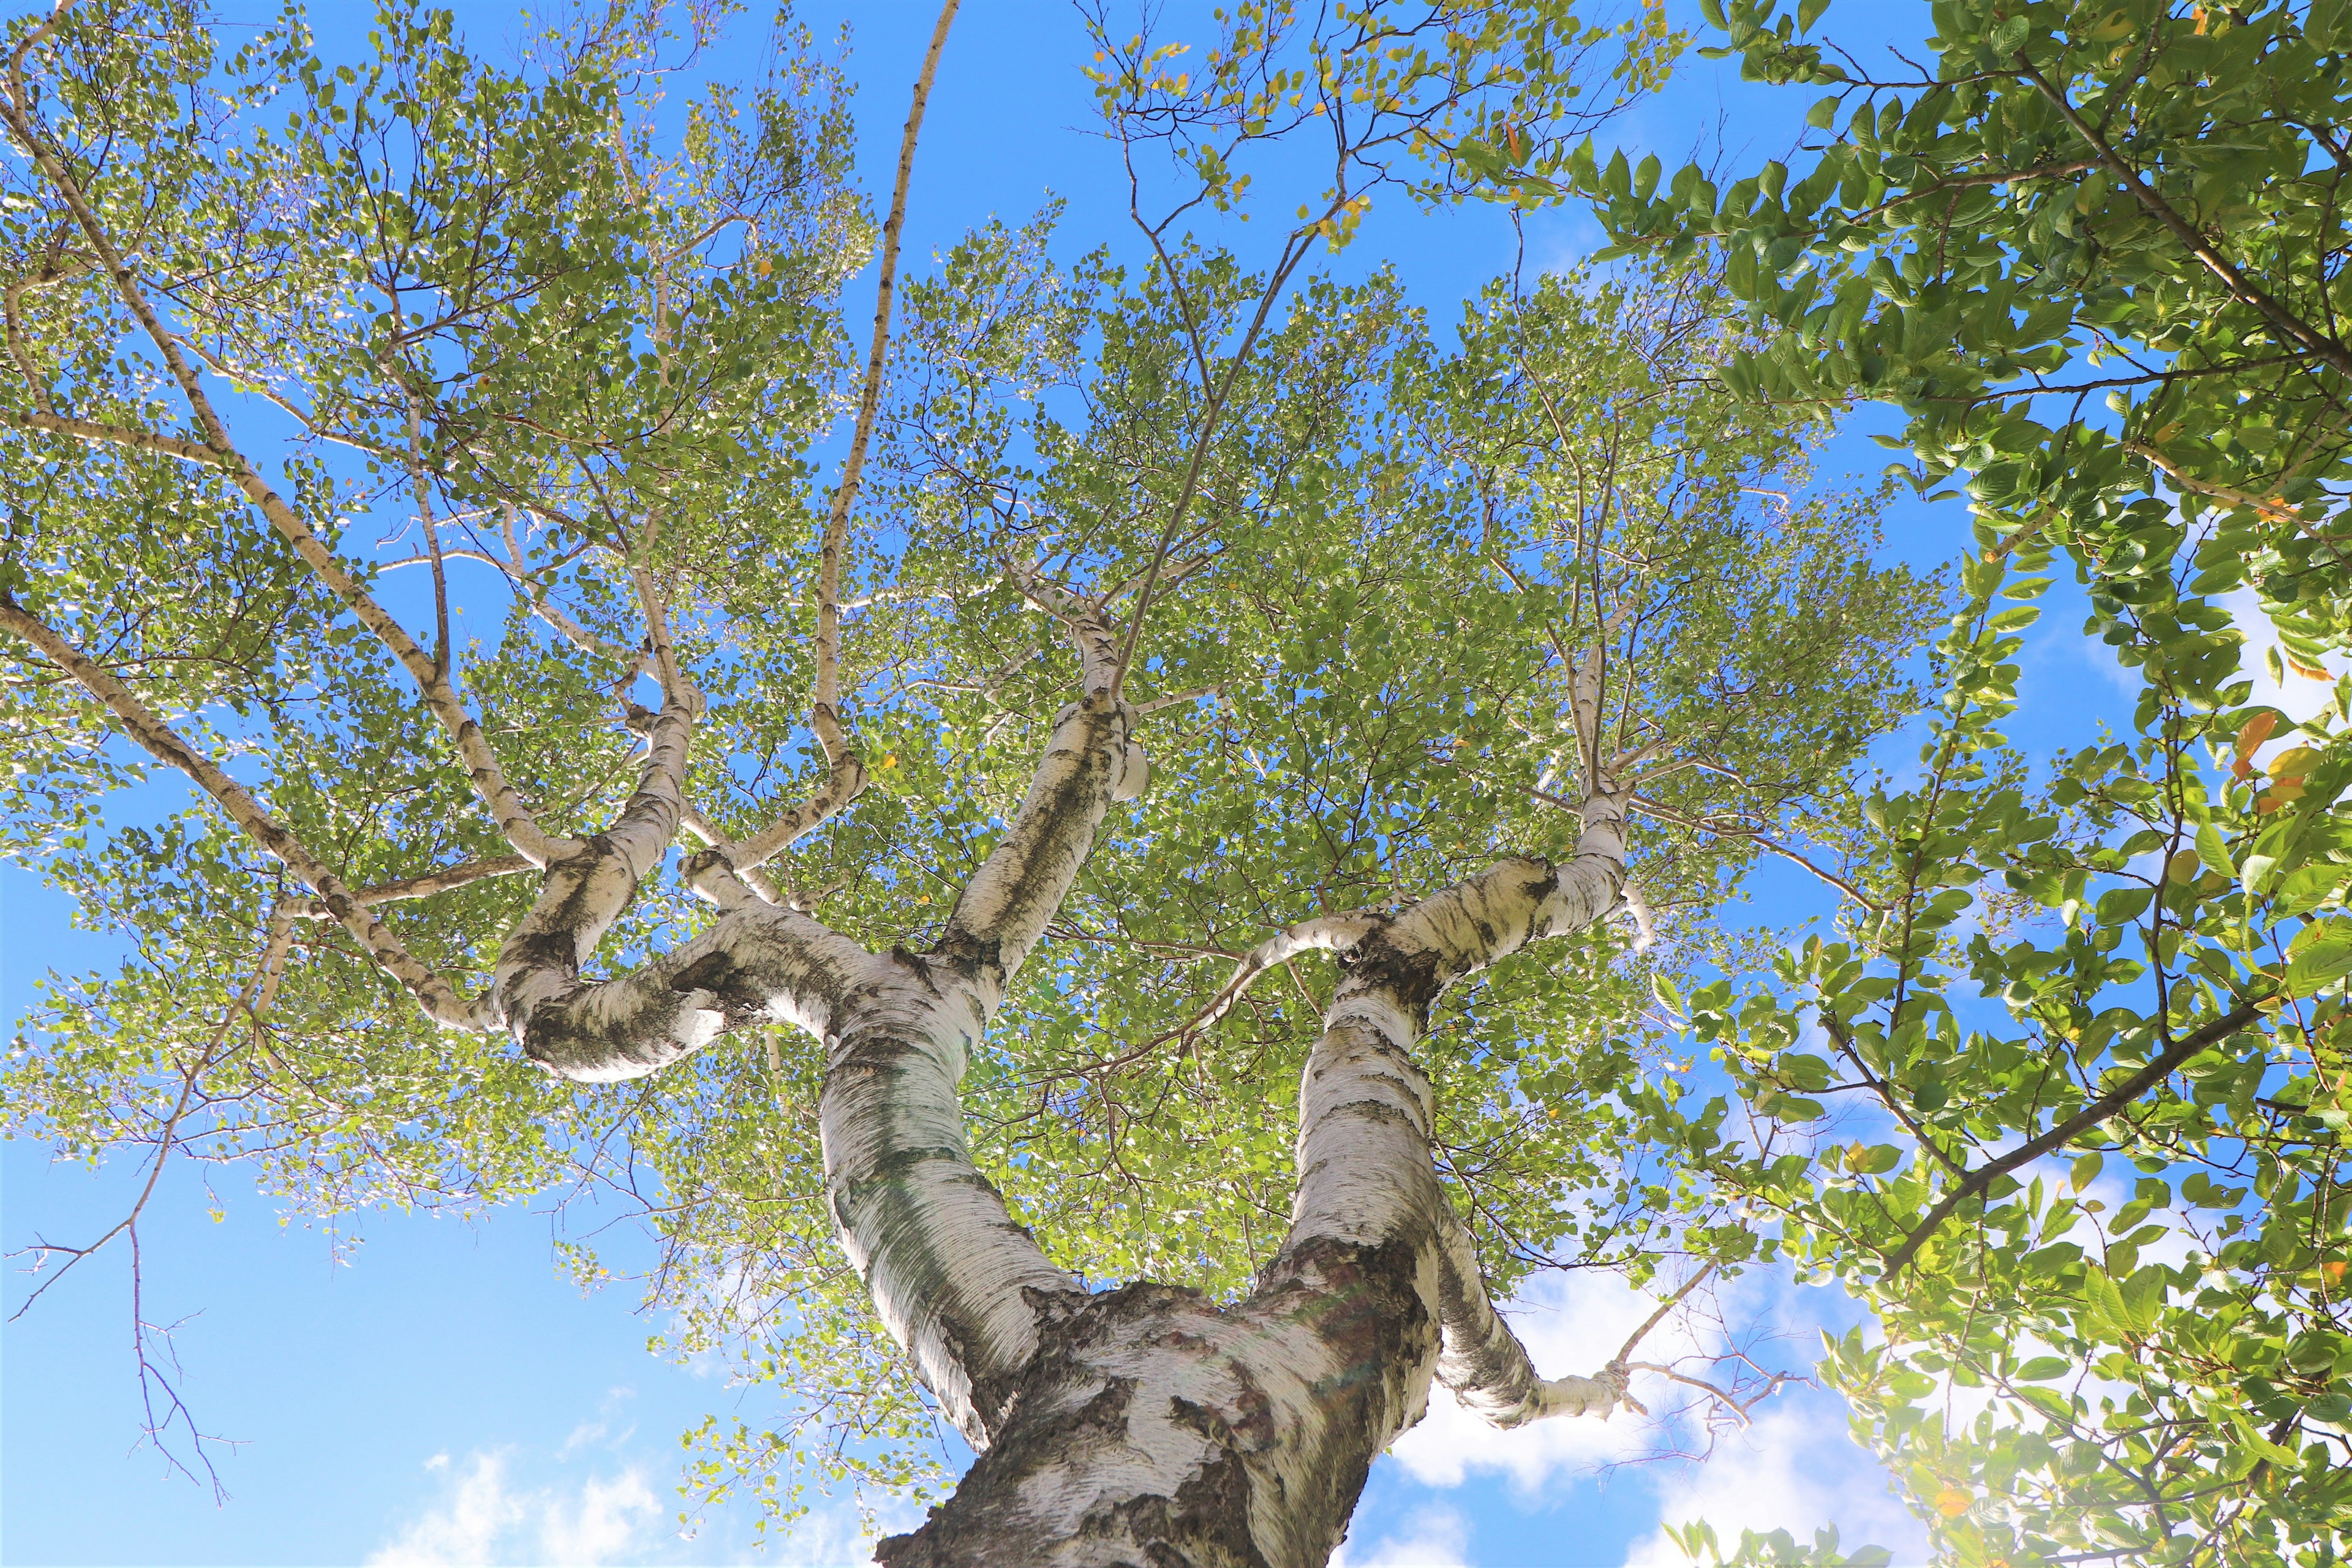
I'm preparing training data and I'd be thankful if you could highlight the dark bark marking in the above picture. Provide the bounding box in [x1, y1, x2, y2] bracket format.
[874, 1375, 1142, 1568]
[1338, 937, 1446, 1024]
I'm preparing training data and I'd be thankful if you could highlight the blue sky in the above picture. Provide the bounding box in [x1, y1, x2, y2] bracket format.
[0, 2, 2163, 1564]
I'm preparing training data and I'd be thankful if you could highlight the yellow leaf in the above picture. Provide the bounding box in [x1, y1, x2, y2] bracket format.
[1935, 1488, 1971, 1518]
[2286, 653, 2332, 680]
[2256, 785, 2302, 814]
[2234, 710, 2278, 779]
[2270, 745, 2319, 782]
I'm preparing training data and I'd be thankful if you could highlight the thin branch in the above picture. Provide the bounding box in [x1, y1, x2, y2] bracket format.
[1880, 1001, 2265, 1277]
[1622, 1358, 1790, 1428]
[2016, 57, 2352, 380]
[1183, 911, 1379, 1039]
[1611, 1261, 1715, 1366]
[812, 0, 959, 716]
[0, 39, 575, 867]
[0, 592, 489, 1029]
[2128, 442, 2341, 541]
[0, 404, 223, 465]
[1843, 157, 2099, 224]
[284, 854, 535, 912]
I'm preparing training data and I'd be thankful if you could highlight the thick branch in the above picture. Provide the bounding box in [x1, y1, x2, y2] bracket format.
[727, 722, 869, 870]
[930, 690, 1145, 1000]
[488, 686, 697, 1049]
[1432, 1197, 1629, 1426]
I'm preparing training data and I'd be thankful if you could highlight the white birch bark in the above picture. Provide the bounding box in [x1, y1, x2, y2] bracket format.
[877, 799, 1637, 1567]
[490, 634, 1148, 1448]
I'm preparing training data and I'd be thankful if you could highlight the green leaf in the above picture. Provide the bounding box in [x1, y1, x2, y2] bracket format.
[1654, 973, 1689, 1019]
[2195, 819, 2233, 878]
[2285, 919, 2352, 996]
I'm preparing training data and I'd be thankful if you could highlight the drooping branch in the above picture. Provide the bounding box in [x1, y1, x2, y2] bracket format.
[1269, 796, 1638, 1431]
[0, 592, 490, 1030]
[1431, 1196, 1630, 1427]
[0, 34, 578, 869]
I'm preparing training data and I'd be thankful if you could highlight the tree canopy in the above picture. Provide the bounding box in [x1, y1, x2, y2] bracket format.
[3, 0, 2347, 1564]
[1576, 2, 2352, 1564]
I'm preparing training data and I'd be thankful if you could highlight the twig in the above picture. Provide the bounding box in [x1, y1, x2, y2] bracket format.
[1880, 1001, 2264, 1276]
[1611, 1261, 1715, 1367]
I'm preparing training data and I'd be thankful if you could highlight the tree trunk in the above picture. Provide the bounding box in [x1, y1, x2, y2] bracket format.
[487, 622, 1633, 1564]
[876, 854, 1634, 1567]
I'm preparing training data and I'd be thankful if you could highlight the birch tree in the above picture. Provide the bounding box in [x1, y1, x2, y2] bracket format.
[0, 2, 1937, 1561]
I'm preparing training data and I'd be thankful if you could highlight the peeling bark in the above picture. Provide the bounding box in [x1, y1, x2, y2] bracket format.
[877, 820, 1635, 1566]
[491, 690, 1631, 1561]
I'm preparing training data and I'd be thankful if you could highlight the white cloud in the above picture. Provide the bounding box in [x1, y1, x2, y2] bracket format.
[2222, 588, 2349, 726]
[1619, 1399, 1926, 1568]
[540, 1470, 660, 1566]
[769, 1504, 887, 1568]
[369, 1452, 530, 1567]
[1336, 1504, 1474, 1568]
[1378, 1267, 1929, 1567]
[1386, 1271, 1664, 1492]
[767, 1494, 931, 1568]
[367, 1449, 662, 1567]
[1387, 1268, 1823, 1496]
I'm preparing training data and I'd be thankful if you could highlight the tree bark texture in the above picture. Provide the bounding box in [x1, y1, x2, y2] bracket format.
[491, 673, 1629, 1562]
[872, 839, 1633, 1567]
[500, 677, 1627, 1561]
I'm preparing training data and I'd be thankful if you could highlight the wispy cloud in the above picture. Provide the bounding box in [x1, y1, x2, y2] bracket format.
[366, 1449, 660, 1567]
[1336, 1503, 1475, 1568]
[558, 1386, 639, 1460]
[1618, 1398, 1925, 1568]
